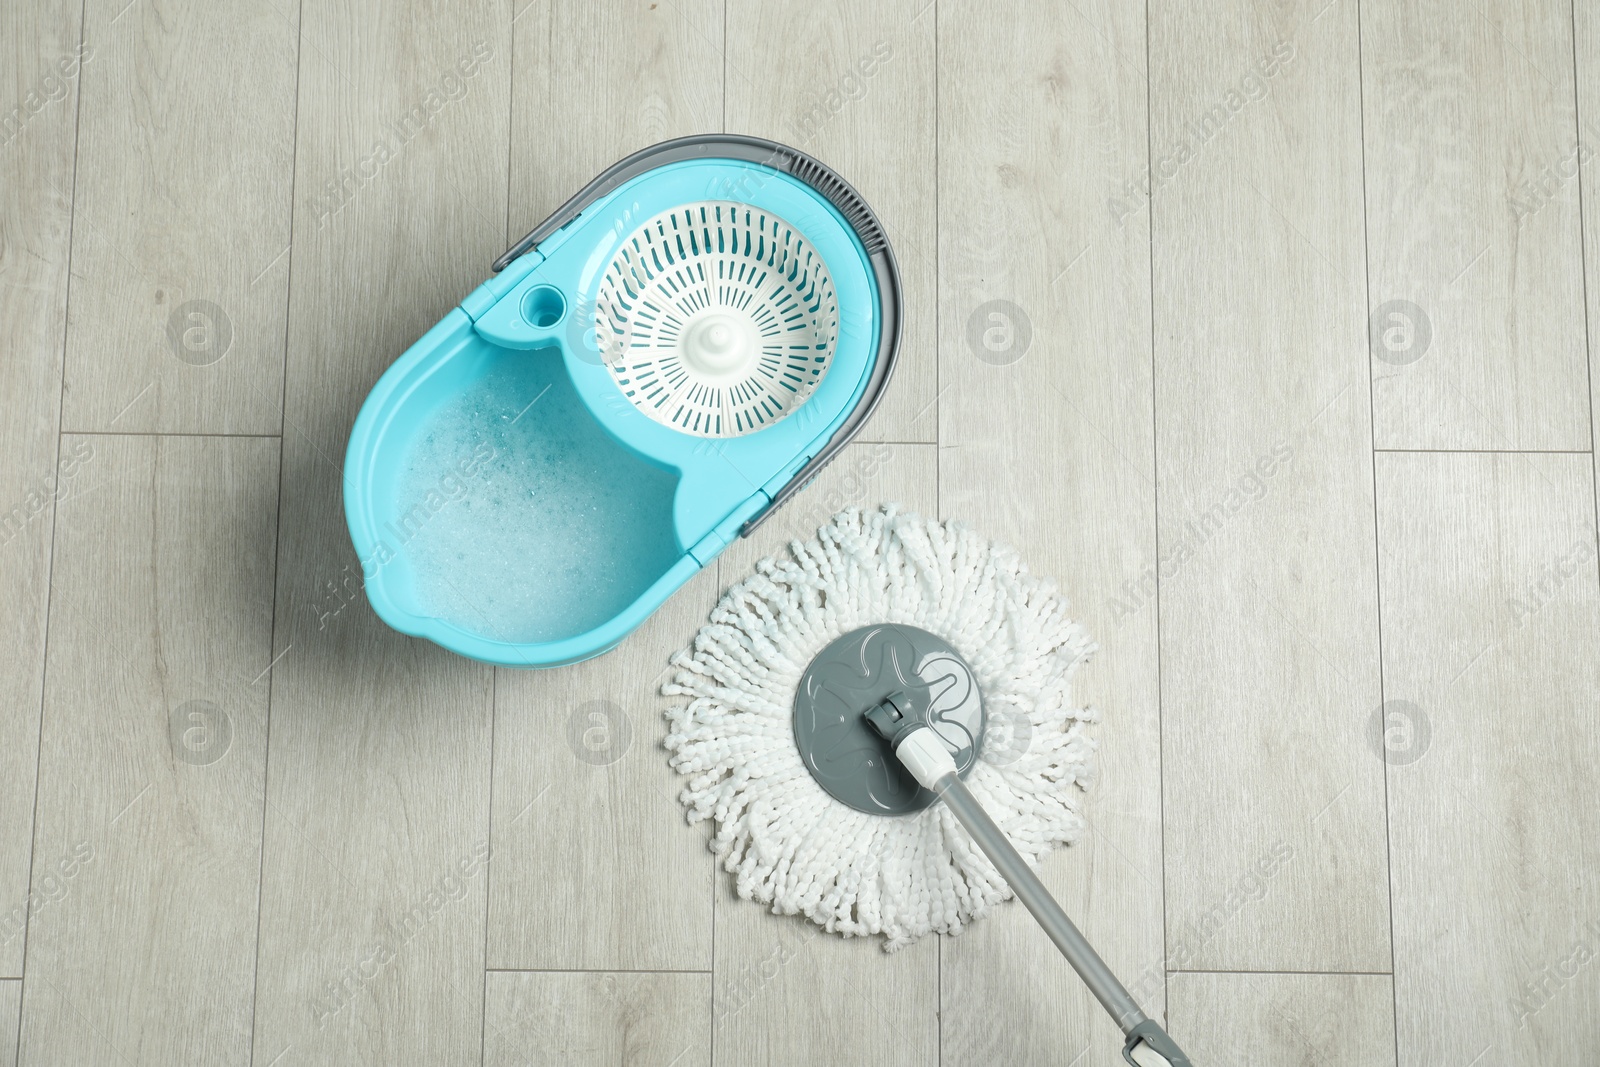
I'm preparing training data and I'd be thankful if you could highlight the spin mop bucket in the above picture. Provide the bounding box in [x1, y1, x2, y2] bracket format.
[346, 136, 1188, 1064]
[343, 135, 901, 667]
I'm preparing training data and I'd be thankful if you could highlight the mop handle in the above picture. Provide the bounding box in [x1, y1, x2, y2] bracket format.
[865, 693, 1192, 1066]
[929, 770, 1192, 1067]
[932, 771, 1144, 1027]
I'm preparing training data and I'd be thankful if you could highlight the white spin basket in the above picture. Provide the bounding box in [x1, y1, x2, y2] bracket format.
[593, 201, 840, 438]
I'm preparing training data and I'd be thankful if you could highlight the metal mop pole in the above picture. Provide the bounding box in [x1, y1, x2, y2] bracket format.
[865, 693, 1192, 1067]
[932, 772, 1189, 1066]
[934, 771, 1146, 1029]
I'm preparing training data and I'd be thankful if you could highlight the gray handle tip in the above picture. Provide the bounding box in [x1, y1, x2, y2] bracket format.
[1123, 1020, 1192, 1067]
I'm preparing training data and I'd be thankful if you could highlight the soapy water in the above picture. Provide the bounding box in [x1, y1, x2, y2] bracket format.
[394, 350, 680, 644]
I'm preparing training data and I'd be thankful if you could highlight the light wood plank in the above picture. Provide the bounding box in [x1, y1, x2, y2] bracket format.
[487, 565, 719, 970]
[247, 4, 509, 1064]
[0, 0, 82, 980]
[484, 971, 710, 1067]
[1376, 452, 1600, 1066]
[483, 0, 722, 974]
[0, 980, 17, 1067]
[711, 443, 939, 1067]
[1151, 0, 1391, 971]
[715, 890, 937, 1067]
[1361, 0, 1589, 449]
[724, 0, 936, 444]
[936, 1, 1165, 1062]
[17, 435, 277, 1066]
[1579, 0, 1600, 518]
[59, 0, 298, 434]
[1168, 972, 1395, 1066]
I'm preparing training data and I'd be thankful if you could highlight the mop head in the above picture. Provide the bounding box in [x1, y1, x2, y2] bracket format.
[662, 505, 1098, 950]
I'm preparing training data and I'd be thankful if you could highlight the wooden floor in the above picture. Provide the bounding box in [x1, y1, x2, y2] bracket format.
[3, 0, 1598, 1064]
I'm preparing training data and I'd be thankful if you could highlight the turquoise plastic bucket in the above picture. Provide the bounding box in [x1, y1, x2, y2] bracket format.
[343, 136, 902, 667]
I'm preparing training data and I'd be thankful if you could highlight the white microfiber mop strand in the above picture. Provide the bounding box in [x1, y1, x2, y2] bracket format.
[662, 504, 1099, 950]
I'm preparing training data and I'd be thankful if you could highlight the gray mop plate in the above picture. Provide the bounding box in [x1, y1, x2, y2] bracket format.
[792, 624, 985, 815]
